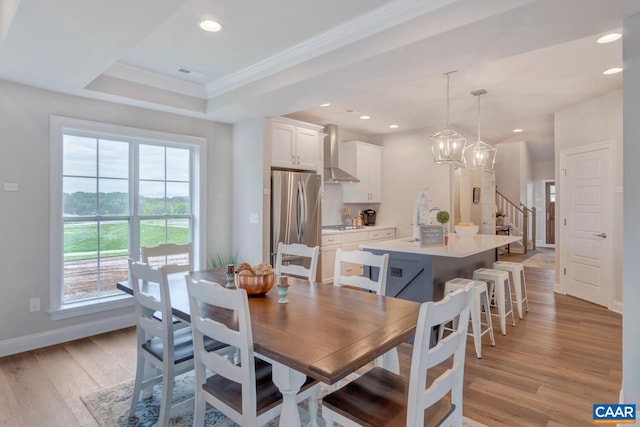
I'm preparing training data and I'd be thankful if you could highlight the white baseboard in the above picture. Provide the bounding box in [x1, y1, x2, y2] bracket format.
[611, 299, 623, 314]
[0, 313, 136, 358]
[554, 282, 564, 294]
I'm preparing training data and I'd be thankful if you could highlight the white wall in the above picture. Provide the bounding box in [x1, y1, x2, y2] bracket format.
[377, 128, 451, 238]
[232, 119, 266, 264]
[555, 89, 623, 307]
[622, 11, 640, 408]
[0, 79, 233, 344]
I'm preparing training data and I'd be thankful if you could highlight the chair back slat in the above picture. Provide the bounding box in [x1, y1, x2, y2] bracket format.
[128, 260, 173, 337]
[333, 249, 389, 295]
[141, 242, 193, 274]
[274, 242, 320, 281]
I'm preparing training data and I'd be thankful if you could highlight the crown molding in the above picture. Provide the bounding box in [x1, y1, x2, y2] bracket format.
[205, 0, 458, 99]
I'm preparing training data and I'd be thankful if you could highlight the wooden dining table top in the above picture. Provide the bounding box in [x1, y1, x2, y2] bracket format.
[117, 269, 421, 385]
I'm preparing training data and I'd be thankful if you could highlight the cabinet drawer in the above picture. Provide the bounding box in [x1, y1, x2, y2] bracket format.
[368, 229, 395, 240]
[340, 231, 369, 244]
[322, 234, 341, 246]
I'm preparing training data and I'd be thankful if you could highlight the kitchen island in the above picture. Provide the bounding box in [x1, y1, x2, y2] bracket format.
[360, 234, 521, 303]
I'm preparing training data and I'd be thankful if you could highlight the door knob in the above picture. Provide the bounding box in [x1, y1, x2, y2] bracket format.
[593, 232, 607, 238]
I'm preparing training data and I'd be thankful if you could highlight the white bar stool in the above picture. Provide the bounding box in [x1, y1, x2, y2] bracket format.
[440, 278, 495, 358]
[493, 260, 529, 319]
[472, 268, 516, 335]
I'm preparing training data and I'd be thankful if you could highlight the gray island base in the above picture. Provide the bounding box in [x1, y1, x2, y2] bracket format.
[360, 234, 522, 304]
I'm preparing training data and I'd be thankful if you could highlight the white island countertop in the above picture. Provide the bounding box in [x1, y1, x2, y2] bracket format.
[359, 234, 521, 258]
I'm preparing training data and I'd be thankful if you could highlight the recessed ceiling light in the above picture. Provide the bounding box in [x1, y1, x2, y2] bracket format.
[597, 33, 622, 44]
[360, 115, 371, 120]
[513, 128, 523, 133]
[603, 67, 623, 75]
[200, 20, 222, 32]
[320, 103, 331, 107]
[389, 124, 399, 129]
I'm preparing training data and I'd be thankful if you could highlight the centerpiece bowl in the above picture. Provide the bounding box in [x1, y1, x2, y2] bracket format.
[236, 272, 274, 296]
[455, 224, 479, 239]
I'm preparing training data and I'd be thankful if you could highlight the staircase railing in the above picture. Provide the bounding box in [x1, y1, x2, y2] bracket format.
[496, 189, 536, 253]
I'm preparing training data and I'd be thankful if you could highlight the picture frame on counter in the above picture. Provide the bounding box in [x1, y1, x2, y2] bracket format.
[419, 224, 445, 247]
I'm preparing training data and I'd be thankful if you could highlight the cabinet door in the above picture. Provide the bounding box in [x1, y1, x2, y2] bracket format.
[271, 122, 295, 168]
[365, 146, 382, 202]
[295, 127, 320, 171]
[321, 245, 339, 284]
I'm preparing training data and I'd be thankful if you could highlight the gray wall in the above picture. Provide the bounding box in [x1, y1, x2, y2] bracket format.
[623, 12, 640, 408]
[0, 80, 233, 343]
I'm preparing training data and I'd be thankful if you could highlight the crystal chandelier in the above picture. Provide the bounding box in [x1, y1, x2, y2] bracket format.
[462, 89, 497, 170]
[430, 71, 466, 165]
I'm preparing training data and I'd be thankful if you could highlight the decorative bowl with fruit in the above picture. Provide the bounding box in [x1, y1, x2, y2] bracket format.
[454, 222, 479, 239]
[235, 262, 275, 296]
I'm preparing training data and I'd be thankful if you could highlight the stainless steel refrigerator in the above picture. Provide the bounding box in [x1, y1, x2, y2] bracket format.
[271, 170, 321, 280]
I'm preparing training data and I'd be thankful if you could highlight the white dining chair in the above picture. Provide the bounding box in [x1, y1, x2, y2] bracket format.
[332, 248, 397, 372]
[127, 260, 227, 427]
[274, 242, 320, 281]
[186, 277, 320, 426]
[322, 284, 473, 427]
[141, 242, 193, 274]
[141, 242, 193, 329]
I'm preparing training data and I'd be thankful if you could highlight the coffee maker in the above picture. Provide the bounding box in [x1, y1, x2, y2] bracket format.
[362, 209, 377, 226]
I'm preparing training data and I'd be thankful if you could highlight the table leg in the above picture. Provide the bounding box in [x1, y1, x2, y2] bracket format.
[271, 362, 305, 427]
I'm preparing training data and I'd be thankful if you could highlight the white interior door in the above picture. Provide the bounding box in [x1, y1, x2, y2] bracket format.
[560, 142, 615, 307]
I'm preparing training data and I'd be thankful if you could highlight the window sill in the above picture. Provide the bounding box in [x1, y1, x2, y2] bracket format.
[49, 293, 134, 321]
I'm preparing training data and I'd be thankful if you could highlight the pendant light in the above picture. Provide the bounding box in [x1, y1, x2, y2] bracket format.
[462, 89, 497, 170]
[430, 71, 466, 165]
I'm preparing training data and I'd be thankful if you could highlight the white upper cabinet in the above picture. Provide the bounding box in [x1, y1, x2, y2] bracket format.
[340, 141, 383, 203]
[270, 118, 322, 172]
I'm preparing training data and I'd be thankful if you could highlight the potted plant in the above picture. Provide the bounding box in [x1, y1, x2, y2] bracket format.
[436, 210, 451, 244]
[496, 208, 506, 226]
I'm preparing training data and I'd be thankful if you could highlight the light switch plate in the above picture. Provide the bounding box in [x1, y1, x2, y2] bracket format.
[249, 213, 259, 224]
[3, 182, 18, 192]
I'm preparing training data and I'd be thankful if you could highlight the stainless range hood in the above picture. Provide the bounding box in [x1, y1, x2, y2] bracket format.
[323, 124, 360, 183]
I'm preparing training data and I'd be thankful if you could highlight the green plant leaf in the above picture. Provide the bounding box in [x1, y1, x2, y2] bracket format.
[209, 253, 238, 269]
[436, 210, 450, 225]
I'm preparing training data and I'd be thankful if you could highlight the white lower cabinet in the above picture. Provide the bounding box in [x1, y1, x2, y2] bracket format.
[320, 228, 396, 284]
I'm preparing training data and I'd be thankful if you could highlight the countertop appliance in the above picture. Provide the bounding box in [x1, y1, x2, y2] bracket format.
[271, 170, 321, 279]
[362, 209, 377, 226]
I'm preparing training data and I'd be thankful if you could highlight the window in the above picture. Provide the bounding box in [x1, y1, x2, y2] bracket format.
[50, 117, 206, 318]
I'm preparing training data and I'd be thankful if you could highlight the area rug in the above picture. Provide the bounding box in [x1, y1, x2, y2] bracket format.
[82, 371, 487, 426]
[522, 253, 555, 269]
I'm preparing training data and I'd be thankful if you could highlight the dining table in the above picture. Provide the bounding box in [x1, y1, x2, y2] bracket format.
[118, 269, 421, 427]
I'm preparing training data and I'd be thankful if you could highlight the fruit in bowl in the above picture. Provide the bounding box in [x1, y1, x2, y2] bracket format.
[455, 222, 479, 239]
[236, 262, 275, 296]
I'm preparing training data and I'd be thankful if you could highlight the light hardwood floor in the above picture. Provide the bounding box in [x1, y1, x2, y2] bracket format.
[0, 249, 622, 426]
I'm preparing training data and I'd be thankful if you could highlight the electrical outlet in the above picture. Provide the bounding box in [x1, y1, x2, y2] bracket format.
[29, 297, 40, 312]
[249, 213, 259, 224]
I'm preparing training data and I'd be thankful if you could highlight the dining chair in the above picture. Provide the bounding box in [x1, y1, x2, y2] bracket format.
[186, 277, 320, 426]
[322, 284, 473, 427]
[128, 260, 226, 427]
[141, 242, 193, 329]
[332, 248, 397, 372]
[274, 242, 320, 281]
[141, 242, 193, 274]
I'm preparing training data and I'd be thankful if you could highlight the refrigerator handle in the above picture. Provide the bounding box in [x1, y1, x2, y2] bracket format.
[299, 180, 307, 242]
[296, 180, 303, 242]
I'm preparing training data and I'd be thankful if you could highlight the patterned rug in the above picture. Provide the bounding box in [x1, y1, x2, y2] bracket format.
[82, 371, 487, 426]
[522, 253, 555, 269]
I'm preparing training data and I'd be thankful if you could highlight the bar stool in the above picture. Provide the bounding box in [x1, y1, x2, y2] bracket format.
[440, 278, 495, 358]
[493, 261, 529, 319]
[472, 268, 515, 335]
